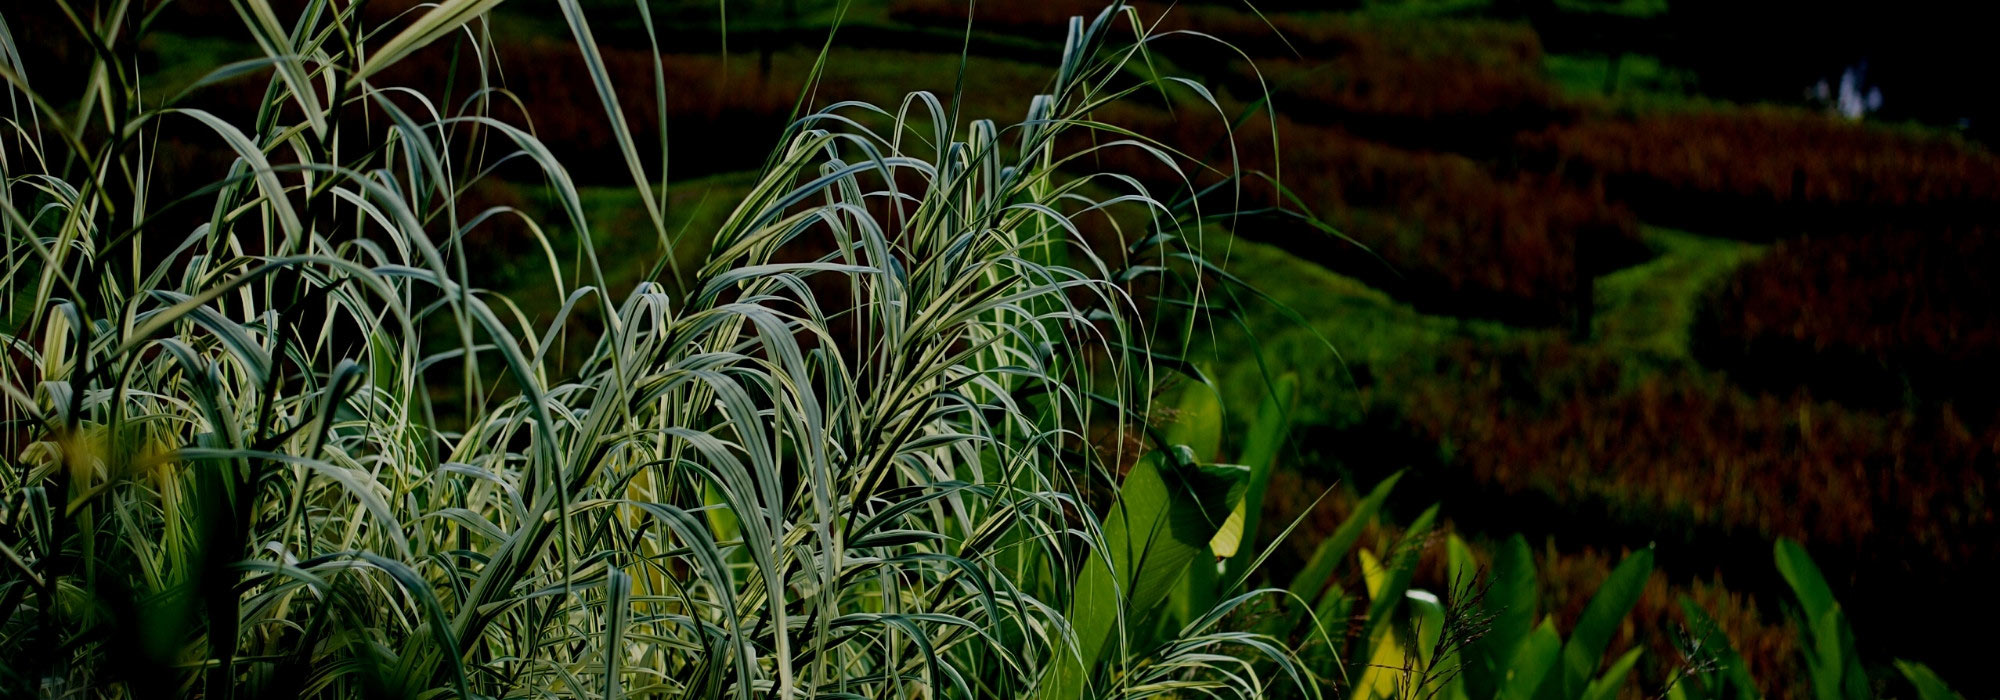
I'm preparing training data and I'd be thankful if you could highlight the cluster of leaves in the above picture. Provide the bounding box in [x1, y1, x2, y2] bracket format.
[1271, 473, 1966, 700]
[1695, 227, 2000, 410]
[1258, 469, 1803, 699]
[0, 1, 1325, 698]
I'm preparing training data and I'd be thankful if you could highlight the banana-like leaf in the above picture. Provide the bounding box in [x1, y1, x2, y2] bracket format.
[1580, 647, 1644, 700]
[1894, 660, 1964, 700]
[1445, 533, 1478, 597]
[1352, 549, 1402, 700]
[1036, 451, 1234, 700]
[1211, 372, 1297, 562]
[1466, 534, 1538, 699]
[1777, 538, 1867, 700]
[1775, 539, 1836, 634]
[1499, 619, 1563, 700]
[1286, 471, 1403, 616]
[1164, 377, 1223, 462]
[1560, 546, 1654, 697]
[1350, 504, 1438, 687]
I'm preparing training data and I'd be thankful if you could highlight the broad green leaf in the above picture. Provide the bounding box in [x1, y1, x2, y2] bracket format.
[1581, 647, 1644, 700]
[1895, 660, 1964, 700]
[1212, 372, 1296, 562]
[1778, 538, 1866, 700]
[1287, 471, 1402, 609]
[1351, 504, 1437, 686]
[1164, 377, 1223, 462]
[1499, 619, 1563, 700]
[1359, 548, 1387, 600]
[1445, 533, 1478, 597]
[1036, 452, 1231, 700]
[1561, 546, 1654, 697]
[1408, 589, 1446, 667]
[1467, 534, 1537, 700]
[1676, 596, 1759, 700]
[1353, 611, 1405, 700]
[1775, 539, 1836, 637]
[1807, 606, 1869, 700]
[1364, 504, 1436, 632]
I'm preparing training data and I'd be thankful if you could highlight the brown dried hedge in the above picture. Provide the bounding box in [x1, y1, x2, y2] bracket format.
[1092, 103, 1640, 326]
[1694, 228, 2000, 410]
[1519, 107, 2000, 235]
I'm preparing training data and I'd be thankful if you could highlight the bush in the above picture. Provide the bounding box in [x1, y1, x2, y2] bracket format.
[902, 1, 1572, 149]
[378, 39, 810, 182]
[0, 4, 1308, 698]
[1695, 228, 2000, 411]
[1092, 103, 1642, 326]
[1518, 106, 2000, 235]
[1394, 340, 1998, 567]
[1258, 471, 1807, 699]
[892, 0, 1539, 60]
[1247, 54, 1566, 152]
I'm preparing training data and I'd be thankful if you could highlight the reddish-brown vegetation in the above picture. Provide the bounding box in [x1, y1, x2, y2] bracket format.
[1696, 228, 2000, 409]
[1262, 471, 1804, 699]
[152, 37, 811, 185]
[1091, 103, 1639, 326]
[1247, 54, 1564, 151]
[1519, 108, 2000, 234]
[392, 40, 811, 182]
[1387, 338, 1997, 567]
[1538, 546, 1803, 700]
[889, 0, 1541, 64]
[894, 0, 1564, 149]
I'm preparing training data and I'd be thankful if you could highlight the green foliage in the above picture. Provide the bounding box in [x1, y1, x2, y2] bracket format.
[0, 1, 1314, 698]
[1558, 546, 1653, 698]
[1500, 621, 1564, 700]
[1263, 491, 1967, 700]
[1776, 538, 1869, 700]
[1288, 471, 1403, 620]
[1694, 539, 1956, 700]
[1896, 660, 1965, 700]
[2, 3, 1982, 699]
[1039, 451, 1243, 700]
[1671, 596, 1759, 700]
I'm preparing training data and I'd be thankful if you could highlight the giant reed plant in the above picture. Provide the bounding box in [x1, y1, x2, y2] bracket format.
[0, 1, 1306, 698]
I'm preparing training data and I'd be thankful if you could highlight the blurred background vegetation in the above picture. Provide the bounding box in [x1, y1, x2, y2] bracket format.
[8, 0, 1992, 697]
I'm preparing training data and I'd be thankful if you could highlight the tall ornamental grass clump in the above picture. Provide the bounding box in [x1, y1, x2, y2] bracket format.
[0, 1, 1301, 697]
